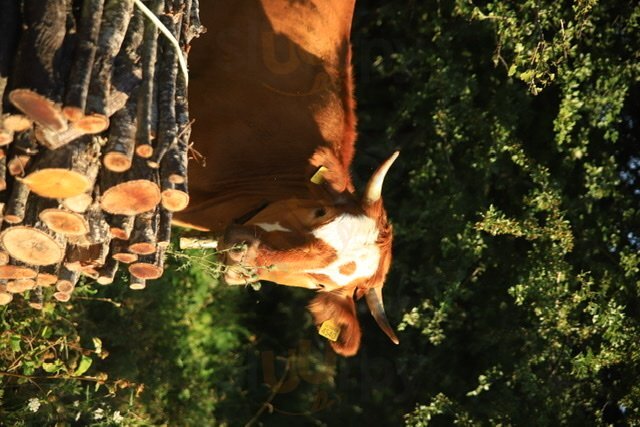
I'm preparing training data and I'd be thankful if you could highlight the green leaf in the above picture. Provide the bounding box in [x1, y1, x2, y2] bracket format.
[74, 356, 92, 377]
[9, 335, 21, 352]
[42, 360, 63, 373]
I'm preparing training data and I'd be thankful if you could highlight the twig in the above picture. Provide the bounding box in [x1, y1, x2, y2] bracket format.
[133, 0, 189, 85]
[244, 358, 292, 427]
[72, 296, 122, 307]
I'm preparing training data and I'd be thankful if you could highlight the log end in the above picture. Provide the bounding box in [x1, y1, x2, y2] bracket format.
[0, 265, 37, 280]
[74, 114, 109, 134]
[109, 227, 130, 240]
[135, 144, 154, 159]
[169, 174, 186, 185]
[101, 180, 161, 216]
[9, 89, 67, 132]
[103, 152, 132, 172]
[161, 189, 190, 212]
[0, 226, 65, 266]
[112, 252, 139, 264]
[22, 169, 92, 198]
[129, 281, 146, 290]
[53, 291, 71, 302]
[40, 208, 90, 236]
[128, 242, 156, 255]
[6, 279, 36, 293]
[0, 292, 14, 305]
[36, 273, 58, 287]
[62, 193, 93, 213]
[129, 262, 163, 280]
[3, 214, 24, 225]
[3, 114, 33, 132]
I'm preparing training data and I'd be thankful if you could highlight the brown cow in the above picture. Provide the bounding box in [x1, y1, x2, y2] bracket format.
[173, 0, 399, 356]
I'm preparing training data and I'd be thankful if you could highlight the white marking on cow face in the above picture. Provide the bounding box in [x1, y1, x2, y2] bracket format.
[255, 222, 292, 233]
[306, 213, 380, 287]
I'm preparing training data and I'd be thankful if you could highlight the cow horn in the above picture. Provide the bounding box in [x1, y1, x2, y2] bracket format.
[363, 151, 399, 204]
[365, 287, 400, 345]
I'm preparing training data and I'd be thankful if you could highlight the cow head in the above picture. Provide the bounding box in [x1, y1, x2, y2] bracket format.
[220, 148, 399, 356]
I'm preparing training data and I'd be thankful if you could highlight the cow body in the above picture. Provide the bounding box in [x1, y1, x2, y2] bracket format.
[174, 0, 398, 356]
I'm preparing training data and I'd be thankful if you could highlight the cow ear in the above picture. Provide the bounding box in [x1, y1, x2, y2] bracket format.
[309, 147, 354, 196]
[308, 290, 362, 357]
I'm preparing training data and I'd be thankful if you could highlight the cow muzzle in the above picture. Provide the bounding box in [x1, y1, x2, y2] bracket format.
[221, 226, 261, 285]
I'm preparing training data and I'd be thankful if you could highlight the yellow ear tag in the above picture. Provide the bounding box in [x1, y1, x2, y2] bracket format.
[319, 319, 340, 342]
[310, 166, 328, 185]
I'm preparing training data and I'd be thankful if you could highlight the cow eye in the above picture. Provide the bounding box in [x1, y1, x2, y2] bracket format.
[316, 283, 325, 289]
[315, 208, 326, 218]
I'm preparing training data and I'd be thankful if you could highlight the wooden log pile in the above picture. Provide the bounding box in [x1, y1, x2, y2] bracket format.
[0, 0, 203, 306]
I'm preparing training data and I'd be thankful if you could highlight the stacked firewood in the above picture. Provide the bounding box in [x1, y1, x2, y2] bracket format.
[0, 0, 203, 306]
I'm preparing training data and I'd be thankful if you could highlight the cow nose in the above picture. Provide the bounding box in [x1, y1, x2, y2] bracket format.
[224, 264, 258, 285]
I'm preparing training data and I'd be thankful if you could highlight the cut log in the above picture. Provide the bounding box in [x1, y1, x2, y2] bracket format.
[148, 13, 180, 169]
[7, 279, 36, 293]
[39, 208, 90, 236]
[56, 266, 79, 292]
[103, 100, 136, 172]
[0, 291, 13, 305]
[22, 136, 101, 198]
[112, 252, 138, 264]
[53, 292, 71, 302]
[160, 130, 189, 185]
[96, 256, 118, 285]
[0, 226, 65, 266]
[81, 266, 100, 279]
[3, 115, 33, 132]
[129, 209, 157, 255]
[86, 0, 135, 121]
[0, 153, 6, 191]
[135, 0, 163, 159]
[110, 238, 138, 264]
[179, 236, 218, 250]
[72, 114, 110, 134]
[64, 243, 108, 271]
[62, 192, 94, 213]
[161, 184, 189, 212]
[129, 245, 166, 280]
[129, 261, 163, 280]
[63, 0, 105, 122]
[83, 200, 111, 244]
[100, 178, 161, 216]
[10, 1, 70, 105]
[106, 214, 134, 239]
[36, 273, 58, 287]
[3, 180, 31, 223]
[129, 274, 146, 290]
[157, 207, 172, 248]
[0, 264, 37, 280]
[0, 0, 20, 118]
[35, 125, 85, 150]
[9, 89, 67, 132]
[0, 251, 9, 266]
